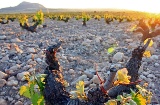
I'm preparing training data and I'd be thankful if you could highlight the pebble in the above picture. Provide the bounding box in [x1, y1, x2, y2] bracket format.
[27, 48, 36, 53]
[6, 80, 18, 86]
[0, 79, 7, 87]
[36, 58, 42, 63]
[147, 74, 155, 79]
[0, 35, 6, 40]
[17, 72, 30, 81]
[7, 97, 13, 102]
[71, 75, 87, 85]
[154, 63, 159, 67]
[84, 70, 94, 78]
[128, 43, 137, 49]
[125, 39, 133, 42]
[14, 95, 20, 99]
[113, 52, 124, 62]
[139, 75, 146, 80]
[0, 71, 8, 79]
[0, 98, 7, 105]
[68, 69, 75, 74]
[8, 76, 16, 81]
[143, 71, 149, 76]
[145, 78, 152, 83]
[91, 75, 101, 84]
[9, 64, 21, 71]
[10, 43, 23, 53]
[138, 64, 144, 73]
[23, 65, 32, 70]
[89, 83, 97, 88]
[1, 55, 9, 62]
[148, 83, 155, 89]
[14, 101, 23, 105]
[5, 69, 14, 74]
[147, 47, 155, 54]
[150, 55, 159, 60]
[28, 68, 35, 73]
[11, 38, 22, 43]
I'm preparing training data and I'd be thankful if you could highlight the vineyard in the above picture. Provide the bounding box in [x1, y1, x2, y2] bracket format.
[0, 10, 160, 105]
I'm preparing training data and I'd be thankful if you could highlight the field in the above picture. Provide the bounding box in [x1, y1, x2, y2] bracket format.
[0, 11, 160, 105]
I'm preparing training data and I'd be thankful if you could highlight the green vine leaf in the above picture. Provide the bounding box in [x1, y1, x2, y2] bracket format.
[107, 47, 115, 54]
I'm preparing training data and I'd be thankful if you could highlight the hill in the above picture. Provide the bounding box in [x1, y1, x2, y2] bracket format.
[0, 1, 46, 13]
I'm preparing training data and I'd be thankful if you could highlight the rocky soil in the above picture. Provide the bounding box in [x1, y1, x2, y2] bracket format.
[0, 18, 160, 105]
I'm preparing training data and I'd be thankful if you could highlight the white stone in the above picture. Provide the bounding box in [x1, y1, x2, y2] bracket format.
[128, 43, 137, 49]
[139, 75, 146, 80]
[84, 71, 93, 78]
[14, 101, 23, 105]
[89, 83, 97, 88]
[36, 58, 42, 63]
[125, 39, 133, 42]
[147, 74, 155, 79]
[0, 35, 6, 40]
[8, 76, 16, 81]
[150, 55, 159, 60]
[95, 36, 102, 43]
[0, 98, 7, 105]
[147, 47, 155, 54]
[148, 83, 155, 89]
[11, 38, 22, 43]
[27, 48, 36, 53]
[145, 78, 152, 82]
[0, 71, 7, 79]
[1, 55, 9, 62]
[138, 64, 144, 73]
[92, 75, 101, 84]
[68, 69, 75, 74]
[0, 79, 6, 87]
[154, 63, 159, 67]
[9, 64, 21, 71]
[6, 80, 18, 86]
[28, 68, 35, 73]
[143, 71, 149, 76]
[82, 39, 92, 46]
[113, 52, 124, 62]
[4, 69, 14, 74]
[23, 65, 32, 70]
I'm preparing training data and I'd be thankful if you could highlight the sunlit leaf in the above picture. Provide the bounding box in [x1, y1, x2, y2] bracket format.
[75, 81, 87, 100]
[31, 93, 39, 105]
[37, 96, 44, 105]
[19, 86, 27, 95]
[19, 86, 31, 98]
[144, 38, 153, 47]
[76, 81, 85, 95]
[107, 47, 115, 54]
[143, 51, 151, 57]
[133, 94, 147, 105]
[136, 84, 152, 104]
[114, 68, 130, 85]
[131, 25, 137, 32]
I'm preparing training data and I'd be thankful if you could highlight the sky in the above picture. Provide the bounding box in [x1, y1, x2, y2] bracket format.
[0, 0, 160, 13]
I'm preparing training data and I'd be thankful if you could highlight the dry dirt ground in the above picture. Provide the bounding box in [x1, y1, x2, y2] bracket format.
[0, 18, 160, 105]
